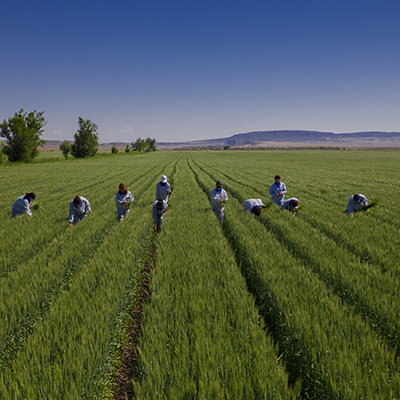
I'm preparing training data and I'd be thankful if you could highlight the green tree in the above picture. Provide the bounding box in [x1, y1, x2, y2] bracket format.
[59, 140, 72, 159]
[71, 118, 99, 158]
[0, 109, 47, 162]
[132, 137, 146, 151]
[146, 137, 157, 151]
[111, 146, 119, 154]
[125, 144, 130, 153]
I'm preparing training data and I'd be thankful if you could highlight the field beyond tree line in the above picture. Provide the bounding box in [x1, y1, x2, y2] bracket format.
[1, 150, 399, 399]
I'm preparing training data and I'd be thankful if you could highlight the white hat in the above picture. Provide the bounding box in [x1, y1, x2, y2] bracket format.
[161, 175, 167, 182]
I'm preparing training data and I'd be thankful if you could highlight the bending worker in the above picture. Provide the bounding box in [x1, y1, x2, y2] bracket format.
[269, 175, 287, 207]
[153, 199, 167, 232]
[69, 195, 92, 227]
[156, 175, 171, 203]
[12, 192, 36, 217]
[347, 193, 368, 216]
[210, 181, 228, 225]
[116, 183, 134, 221]
[282, 197, 299, 214]
[243, 198, 266, 216]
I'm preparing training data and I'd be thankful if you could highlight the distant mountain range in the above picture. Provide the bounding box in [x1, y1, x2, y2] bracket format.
[157, 130, 400, 148]
[40, 130, 400, 150]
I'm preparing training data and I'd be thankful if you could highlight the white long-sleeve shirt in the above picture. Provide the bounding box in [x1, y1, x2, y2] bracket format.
[69, 196, 91, 223]
[269, 181, 287, 205]
[243, 198, 264, 213]
[12, 195, 32, 216]
[156, 181, 171, 200]
[116, 191, 134, 210]
[210, 188, 228, 209]
[347, 194, 368, 214]
[282, 197, 299, 212]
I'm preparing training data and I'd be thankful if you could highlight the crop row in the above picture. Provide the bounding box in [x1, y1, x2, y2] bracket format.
[133, 156, 297, 399]
[189, 156, 400, 399]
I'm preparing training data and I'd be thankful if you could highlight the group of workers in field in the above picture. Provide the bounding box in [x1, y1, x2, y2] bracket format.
[11, 174, 368, 228]
[210, 174, 369, 224]
[11, 175, 171, 232]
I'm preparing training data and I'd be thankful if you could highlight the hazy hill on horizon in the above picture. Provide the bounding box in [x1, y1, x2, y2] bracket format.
[37, 130, 400, 150]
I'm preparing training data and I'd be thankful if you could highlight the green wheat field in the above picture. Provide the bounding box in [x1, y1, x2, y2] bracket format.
[1, 149, 399, 399]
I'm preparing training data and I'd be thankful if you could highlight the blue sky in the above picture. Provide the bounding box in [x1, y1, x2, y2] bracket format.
[1, 0, 399, 143]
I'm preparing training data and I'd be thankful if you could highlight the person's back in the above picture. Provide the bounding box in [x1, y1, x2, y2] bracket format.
[282, 197, 299, 213]
[347, 194, 368, 214]
[243, 198, 264, 214]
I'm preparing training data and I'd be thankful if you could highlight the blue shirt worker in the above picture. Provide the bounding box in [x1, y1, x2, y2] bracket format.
[12, 192, 36, 217]
[347, 193, 368, 216]
[69, 195, 92, 227]
[156, 175, 171, 203]
[243, 198, 265, 216]
[116, 183, 134, 221]
[210, 181, 228, 225]
[153, 199, 167, 232]
[282, 197, 299, 214]
[269, 175, 287, 207]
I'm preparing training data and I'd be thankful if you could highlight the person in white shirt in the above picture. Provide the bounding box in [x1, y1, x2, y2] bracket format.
[282, 197, 299, 214]
[69, 195, 91, 227]
[347, 193, 368, 216]
[156, 175, 171, 203]
[12, 192, 36, 217]
[269, 175, 287, 207]
[116, 183, 134, 221]
[243, 198, 265, 216]
[210, 181, 228, 225]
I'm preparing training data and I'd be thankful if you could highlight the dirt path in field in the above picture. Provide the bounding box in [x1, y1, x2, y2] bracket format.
[112, 245, 155, 400]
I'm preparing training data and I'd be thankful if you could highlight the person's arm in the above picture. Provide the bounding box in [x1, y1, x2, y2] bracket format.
[347, 198, 354, 214]
[68, 203, 74, 227]
[361, 196, 368, 207]
[24, 199, 33, 216]
[84, 198, 92, 212]
[129, 191, 134, 203]
[281, 183, 287, 195]
[156, 184, 160, 200]
[269, 185, 274, 196]
[116, 192, 125, 205]
[222, 189, 228, 201]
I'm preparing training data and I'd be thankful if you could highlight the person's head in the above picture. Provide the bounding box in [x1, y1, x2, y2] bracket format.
[73, 195, 81, 206]
[216, 181, 222, 191]
[253, 206, 262, 216]
[119, 183, 127, 194]
[25, 192, 36, 202]
[156, 199, 164, 209]
[353, 194, 360, 203]
[161, 175, 167, 186]
[291, 199, 299, 207]
[274, 175, 281, 184]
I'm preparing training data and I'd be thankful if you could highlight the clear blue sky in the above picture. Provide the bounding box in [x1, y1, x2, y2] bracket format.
[1, 0, 399, 143]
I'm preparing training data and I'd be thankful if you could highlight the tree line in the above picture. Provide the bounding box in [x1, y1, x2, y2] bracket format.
[0, 109, 156, 163]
